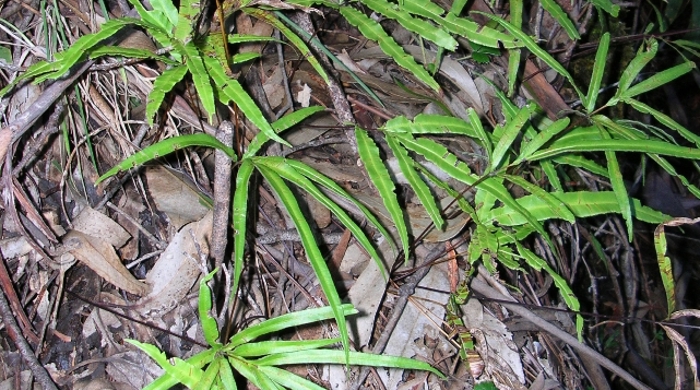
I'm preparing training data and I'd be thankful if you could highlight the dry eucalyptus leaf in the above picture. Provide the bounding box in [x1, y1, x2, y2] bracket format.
[63, 231, 149, 296]
[72, 206, 130, 248]
[137, 211, 213, 316]
[145, 166, 209, 230]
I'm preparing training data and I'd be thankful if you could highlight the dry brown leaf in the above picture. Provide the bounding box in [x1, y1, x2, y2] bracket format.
[63, 230, 149, 296]
[136, 211, 213, 316]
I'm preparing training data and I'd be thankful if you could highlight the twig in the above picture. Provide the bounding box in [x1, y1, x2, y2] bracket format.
[212, 121, 234, 271]
[470, 266, 653, 390]
[0, 60, 93, 169]
[0, 254, 58, 390]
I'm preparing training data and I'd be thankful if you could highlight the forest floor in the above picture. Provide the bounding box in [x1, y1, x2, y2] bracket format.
[0, 0, 699, 389]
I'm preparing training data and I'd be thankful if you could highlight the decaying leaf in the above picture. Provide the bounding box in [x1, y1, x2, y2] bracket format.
[136, 211, 213, 316]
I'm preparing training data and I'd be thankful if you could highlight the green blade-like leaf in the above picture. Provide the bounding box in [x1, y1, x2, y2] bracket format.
[490, 102, 533, 171]
[204, 56, 290, 147]
[356, 128, 410, 263]
[340, 6, 440, 91]
[361, 0, 457, 50]
[96, 134, 236, 184]
[584, 32, 609, 112]
[218, 357, 237, 390]
[396, 134, 551, 242]
[553, 155, 608, 177]
[476, 12, 583, 100]
[228, 356, 281, 390]
[608, 39, 658, 107]
[386, 135, 444, 229]
[192, 357, 220, 390]
[590, 0, 620, 17]
[233, 339, 339, 357]
[440, 12, 521, 48]
[401, 1, 445, 19]
[251, 350, 444, 378]
[528, 137, 700, 162]
[146, 65, 189, 125]
[174, 0, 197, 42]
[228, 305, 357, 348]
[626, 98, 700, 147]
[182, 42, 215, 123]
[246, 8, 329, 84]
[142, 349, 217, 390]
[540, 160, 563, 192]
[502, 174, 575, 223]
[486, 191, 670, 226]
[467, 107, 492, 157]
[516, 117, 570, 164]
[127, 340, 203, 387]
[515, 242, 583, 339]
[246, 106, 325, 157]
[88, 46, 173, 62]
[284, 158, 396, 255]
[620, 61, 696, 101]
[199, 269, 221, 347]
[654, 223, 676, 315]
[597, 124, 633, 240]
[506, 0, 523, 95]
[232, 159, 255, 297]
[382, 114, 478, 136]
[35, 18, 136, 83]
[150, 0, 178, 29]
[127, 0, 173, 35]
[256, 166, 351, 362]
[258, 366, 327, 390]
[259, 157, 388, 279]
[540, 0, 580, 40]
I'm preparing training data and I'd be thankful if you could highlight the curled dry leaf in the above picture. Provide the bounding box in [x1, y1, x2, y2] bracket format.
[63, 231, 149, 296]
[136, 211, 213, 316]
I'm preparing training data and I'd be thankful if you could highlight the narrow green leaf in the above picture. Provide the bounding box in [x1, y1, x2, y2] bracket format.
[252, 350, 444, 378]
[476, 12, 584, 100]
[490, 102, 533, 171]
[174, 0, 197, 42]
[529, 137, 700, 162]
[383, 114, 477, 136]
[552, 155, 608, 177]
[467, 108, 492, 157]
[232, 159, 255, 297]
[506, 0, 523, 95]
[127, 340, 203, 387]
[440, 12, 521, 48]
[246, 8, 329, 84]
[218, 357, 237, 390]
[204, 56, 290, 147]
[127, 0, 172, 35]
[486, 191, 670, 226]
[232, 52, 260, 64]
[356, 128, 410, 263]
[284, 159, 396, 255]
[36, 18, 135, 82]
[502, 174, 575, 223]
[256, 166, 351, 363]
[182, 42, 215, 123]
[620, 61, 696, 100]
[192, 357, 219, 390]
[515, 242, 583, 339]
[245, 107, 325, 158]
[516, 117, 570, 164]
[401, 1, 445, 19]
[150, 0, 178, 30]
[609, 39, 658, 106]
[590, 0, 620, 17]
[362, 0, 457, 50]
[146, 65, 188, 125]
[233, 339, 339, 357]
[340, 6, 440, 91]
[540, 160, 563, 192]
[88, 46, 172, 62]
[142, 349, 217, 390]
[540, 0, 581, 40]
[626, 98, 700, 148]
[258, 157, 388, 279]
[258, 366, 327, 390]
[584, 33, 609, 112]
[597, 125, 633, 240]
[228, 356, 280, 390]
[386, 135, 444, 229]
[199, 269, 222, 347]
[96, 134, 237, 184]
[654, 224, 676, 315]
[228, 304, 357, 348]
